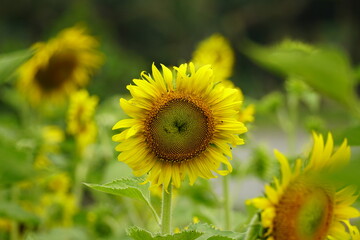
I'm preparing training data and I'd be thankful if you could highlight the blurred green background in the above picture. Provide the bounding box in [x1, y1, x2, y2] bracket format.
[2, 0, 359, 99]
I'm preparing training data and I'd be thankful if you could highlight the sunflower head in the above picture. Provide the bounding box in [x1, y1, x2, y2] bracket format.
[67, 89, 98, 153]
[113, 63, 247, 190]
[17, 25, 103, 105]
[247, 132, 360, 240]
[192, 33, 234, 81]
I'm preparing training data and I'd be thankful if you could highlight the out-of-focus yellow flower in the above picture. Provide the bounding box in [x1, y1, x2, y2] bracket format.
[67, 89, 98, 153]
[192, 34, 255, 124]
[21, 172, 77, 227]
[192, 216, 200, 224]
[34, 125, 64, 169]
[247, 132, 359, 240]
[192, 33, 234, 81]
[17, 25, 103, 105]
[47, 172, 70, 194]
[0, 218, 12, 232]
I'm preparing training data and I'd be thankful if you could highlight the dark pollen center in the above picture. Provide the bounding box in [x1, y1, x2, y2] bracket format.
[35, 50, 78, 91]
[145, 97, 214, 163]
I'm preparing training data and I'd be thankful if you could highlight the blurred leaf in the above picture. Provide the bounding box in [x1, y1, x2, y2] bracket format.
[354, 65, 360, 82]
[256, 91, 284, 115]
[0, 49, 32, 84]
[127, 226, 202, 240]
[247, 146, 272, 180]
[0, 201, 39, 224]
[187, 223, 245, 240]
[0, 136, 35, 185]
[245, 40, 357, 108]
[321, 158, 360, 187]
[285, 77, 320, 112]
[304, 115, 326, 133]
[25, 228, 88, 240]
[180, 179, 219, 207]
[338, 125, 360, 146]
[85, 177, 150, 204]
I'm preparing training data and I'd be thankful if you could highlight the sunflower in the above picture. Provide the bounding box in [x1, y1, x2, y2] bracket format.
[247, 132, 360, 240]
[112, 63, 247, 190]
[67, 89, 98, 152]
[17, 25, 102, 105]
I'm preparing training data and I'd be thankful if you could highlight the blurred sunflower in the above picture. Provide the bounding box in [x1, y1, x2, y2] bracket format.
[192, 33, 234, 81]
[247, 132, 360, 240]
[17, 25, 102, 105]
[67, 89, 98, 153]
[113, 63, 247, 190]
[192, 34, 254, 123]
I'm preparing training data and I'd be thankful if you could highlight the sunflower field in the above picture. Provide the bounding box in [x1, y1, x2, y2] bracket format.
[1, 1, 360, 240]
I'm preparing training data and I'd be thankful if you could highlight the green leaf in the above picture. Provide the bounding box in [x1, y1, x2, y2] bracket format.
[244, 39, 357, 108]
[187, 223, 245, 240]
[0, 201, 39, 224]
[321, 158, 360, 188]
[85, 177, 160, 224]
[0, 49, 33, 84]
[127, 226, 202, 240]
[337, 125, 360, 146]
[85, 177, 150, 204]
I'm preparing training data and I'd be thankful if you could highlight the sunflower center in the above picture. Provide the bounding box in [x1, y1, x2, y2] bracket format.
[145, 93, 214, 163]
[273, 179, 334, 240]
[35, 50, 78, 91]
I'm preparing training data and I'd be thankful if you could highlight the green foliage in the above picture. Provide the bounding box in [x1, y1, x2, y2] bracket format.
[321, 157, 360, 188]
[256, 91, 284, 115]
[187, 223, 245, 240]
[0, 201, 39, 224]
[0, 49, 32, 84]
[85, 177, 151, 205]
[338, 125, 360, 146]
[247, 146, 273, 180]
[25, 228, 88, 240]
[85, 177, 160, 224]
[127, 226, 202, 240]
[243, 214, 261, 240]
[0, 130, 36, 185]
[245, 39, 358, 108]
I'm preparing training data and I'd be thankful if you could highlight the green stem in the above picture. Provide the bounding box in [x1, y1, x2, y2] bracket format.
[223, 174, 231, 230]
[287, 94, 299, 154]
[146, 200, 161, 226]
[161, 184, 172, 235]
[10, 187, 19, 240]
[74, 149, 92, 207]
[244, 213, 260, 240]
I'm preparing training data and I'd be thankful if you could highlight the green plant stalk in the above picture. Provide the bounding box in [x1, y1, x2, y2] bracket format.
[287, 93, 299, 154]
[244, 213, 261, 240]
[74, 148, 92, 206]
[161, 184, 172, 235]
[223, 174, 231, 230]
[10, 187, 19, 240]
[146, 199, 161, 226]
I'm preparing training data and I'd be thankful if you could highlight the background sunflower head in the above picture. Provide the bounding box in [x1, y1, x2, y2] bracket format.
[17, 25, 103, 106]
